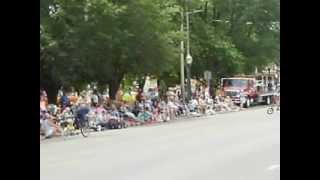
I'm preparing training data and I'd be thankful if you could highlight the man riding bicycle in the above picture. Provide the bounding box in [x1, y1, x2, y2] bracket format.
[74, 104, 90, 129]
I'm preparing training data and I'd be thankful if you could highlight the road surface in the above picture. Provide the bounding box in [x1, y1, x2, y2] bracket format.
[41, 108, 280, 180]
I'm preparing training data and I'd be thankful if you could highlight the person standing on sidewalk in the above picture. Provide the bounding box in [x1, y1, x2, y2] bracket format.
[40, 89, 48, 106]
[91, 90, 99, 107]
[57, 86, 64, 104]
[60, 92, 70, 111]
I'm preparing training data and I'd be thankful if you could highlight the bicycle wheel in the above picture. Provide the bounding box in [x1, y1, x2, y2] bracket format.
[80, 121, 90, 137]
[267, 107, 274, 115]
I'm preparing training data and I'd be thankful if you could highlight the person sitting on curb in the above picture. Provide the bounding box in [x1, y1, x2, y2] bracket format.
[189, 98, 198, 113]
[158, 99, 167, 122]
[40, 109, 62, 139]
[198, 96, 206, 114]
[151, 100, 161, 121]
[122, 104, 139, 121]
[167, 98, 178, 120]
[94, 104, 108, 129]
[225, 96, 240, 111]
[215, 96, 231, 112]
[137, 106, 153, 122]
[205, 97, 216, 115]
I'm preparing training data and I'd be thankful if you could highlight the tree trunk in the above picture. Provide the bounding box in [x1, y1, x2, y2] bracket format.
[97, 81, 108, 94]
[159, 80, 167, 99]
[108, 74, 124, 100]
[41, 81, 59, 104]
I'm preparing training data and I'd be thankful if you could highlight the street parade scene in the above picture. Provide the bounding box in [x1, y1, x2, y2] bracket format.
[40, 67, 280, 140]
[40, 0, 279, 180]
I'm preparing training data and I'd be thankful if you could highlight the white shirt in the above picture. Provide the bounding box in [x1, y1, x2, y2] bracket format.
[191, 99, 198, 106]
[92, 95, 98, 103]
[167, 101, 176, 109]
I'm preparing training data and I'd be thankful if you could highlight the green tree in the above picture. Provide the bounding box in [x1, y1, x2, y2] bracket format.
[40, 0, 279, 102]
[181, 0, 279, 89]
[40, 0, 179, 101]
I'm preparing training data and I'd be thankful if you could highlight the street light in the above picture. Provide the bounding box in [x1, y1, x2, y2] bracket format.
[185, 54, 193, 101]
[212, 19, 230, 23]
[185, 9, 203, 101]
[186, 54, 193, 64]
[186, 9, 204, 59]
[212, 19, 253, 25]
[188, 9, 204, 14]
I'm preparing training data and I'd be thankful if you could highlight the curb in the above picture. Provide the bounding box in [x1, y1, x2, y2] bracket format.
[40, 106, 268, 143]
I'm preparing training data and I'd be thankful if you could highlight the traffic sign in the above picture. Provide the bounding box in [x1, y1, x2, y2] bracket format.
[204, 70, 212, 80]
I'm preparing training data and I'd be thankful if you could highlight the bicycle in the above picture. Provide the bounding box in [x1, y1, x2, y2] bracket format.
[58, 113, 77, 138]
[77, 117, 91, 137]
[58, 113, 91, 138]
[74, 106, 94, 137]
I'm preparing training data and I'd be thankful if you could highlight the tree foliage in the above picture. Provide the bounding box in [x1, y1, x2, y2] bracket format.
[40, 0, 280, 101]
[183, 0, 279, 88]
[41, 0, 179, 100]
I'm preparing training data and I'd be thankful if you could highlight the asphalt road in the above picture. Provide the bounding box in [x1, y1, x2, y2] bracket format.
[40, 108, 280, 180]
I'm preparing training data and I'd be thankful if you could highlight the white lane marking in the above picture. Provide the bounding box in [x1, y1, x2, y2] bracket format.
[267, 164, 280, 171]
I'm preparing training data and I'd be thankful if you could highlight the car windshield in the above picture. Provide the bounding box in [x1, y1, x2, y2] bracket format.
[223, 79, 248, 87]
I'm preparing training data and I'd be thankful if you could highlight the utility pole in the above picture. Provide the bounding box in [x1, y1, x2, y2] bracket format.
[183, 0, 204, 102]
[185, 4, 192, 102]
[180, 9, 185, 104]
[185, 7, 203, 102]
[186, 10, 190, 59]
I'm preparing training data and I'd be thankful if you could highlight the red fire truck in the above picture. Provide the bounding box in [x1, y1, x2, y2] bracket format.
[220, 73, 279, 108]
